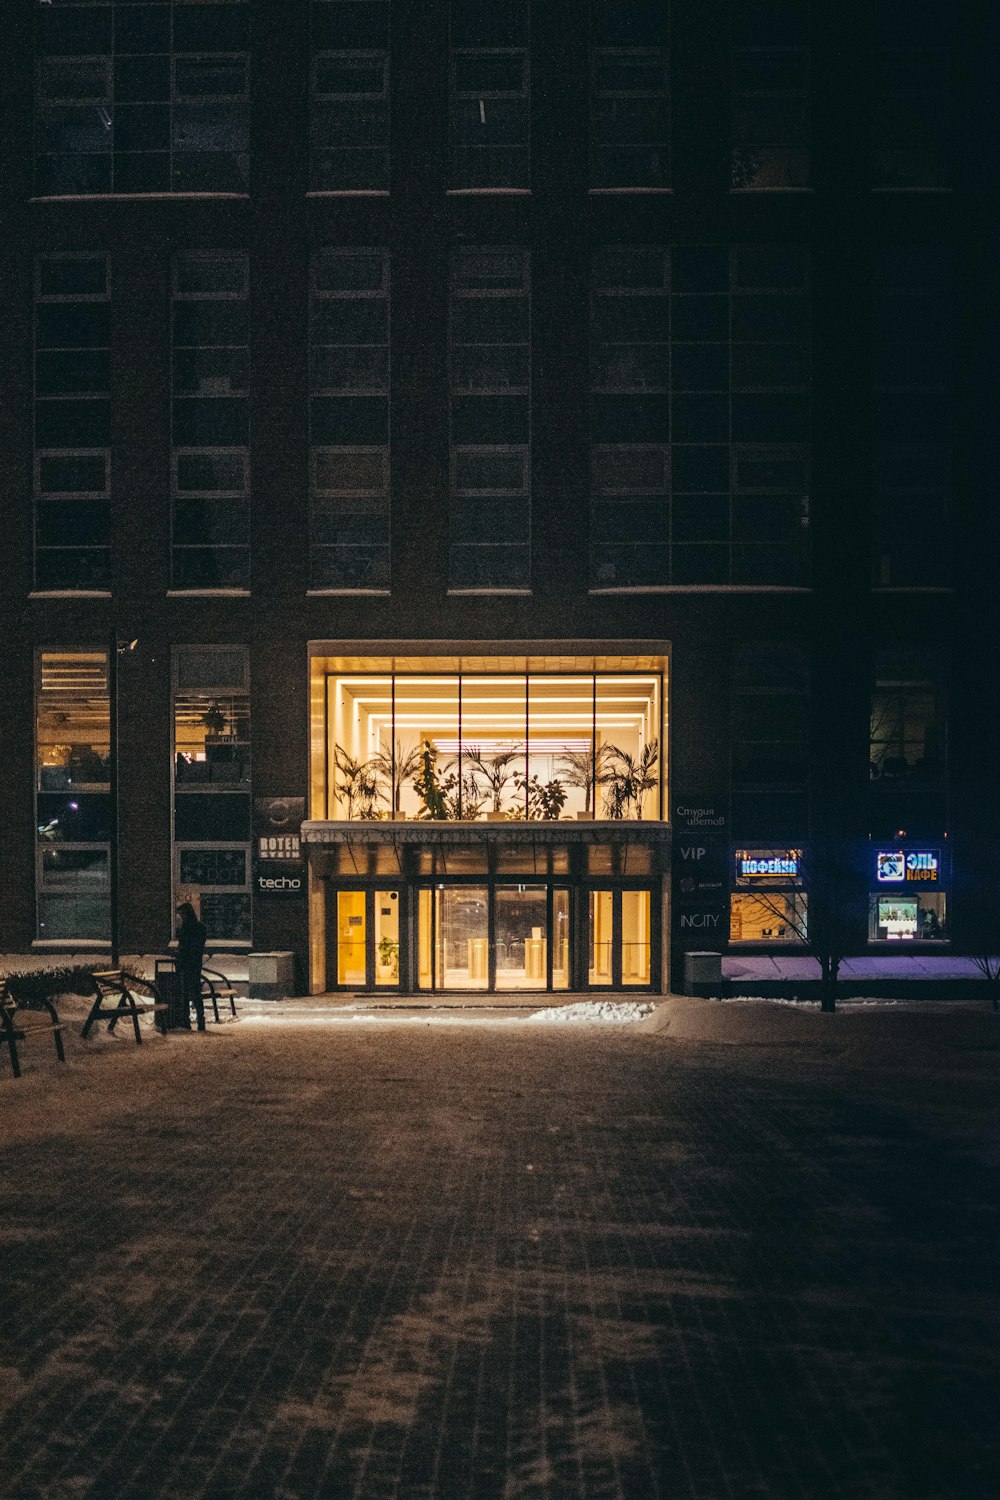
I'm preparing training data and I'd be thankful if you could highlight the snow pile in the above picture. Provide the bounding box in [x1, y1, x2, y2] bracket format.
[528, 1000, 655, 1025]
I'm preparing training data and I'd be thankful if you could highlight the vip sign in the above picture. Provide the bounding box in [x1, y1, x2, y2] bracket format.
[876, 849, 940, 884]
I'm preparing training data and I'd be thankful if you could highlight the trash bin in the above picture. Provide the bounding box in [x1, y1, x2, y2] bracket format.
[248, 951, 295, 1000]
[683, 951, 722, 998]
[155, 958, 187, 1030]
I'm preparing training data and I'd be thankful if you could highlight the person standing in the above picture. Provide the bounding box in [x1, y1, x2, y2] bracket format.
[176, 901, 207, 1031]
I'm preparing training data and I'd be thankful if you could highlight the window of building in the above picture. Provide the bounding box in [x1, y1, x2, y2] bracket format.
[449, 0, 529, 190]
[589, 0, 669, 191]
[34, 255, 112, 592]
[869, 845, 947, 941]
[591, 244, 810, 589]
[309, 249, 390, 591]
[872, 0, 952, 190]
[730, 844, 806, 942]
[35, 650, 111, 941]
[870, 649, 946, 783]
[173, 646, 251, 943]
[323, 667, 663, 822]
[590, 247, 668, 587]
[35, 0, 250, 197]
[872, 247, 953, 588]
[310, 0, 389, 192]
[731, 643, 809, 840]
[449, 247, 530, 590]
[171, 251, 250, 590]
[730, 0, 809, 191]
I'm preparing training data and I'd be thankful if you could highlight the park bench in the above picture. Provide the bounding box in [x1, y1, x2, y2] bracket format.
[81, 969, 169, 1046]
[201, 968, 240, 1024]
[0, 980, 67, 1079]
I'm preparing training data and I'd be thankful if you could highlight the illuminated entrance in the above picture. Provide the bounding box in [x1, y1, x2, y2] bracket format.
[305, 646, 670, 994]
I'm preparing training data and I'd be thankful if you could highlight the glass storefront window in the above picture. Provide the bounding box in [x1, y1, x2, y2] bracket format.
[621, 889, 651, 984]
[589, 889, 614, 984]
[337, 889, 367, 985]
[374, 889, 400, 985]
[324, 669, 663, 822]
[730, 891, 807, 942]
[495, 884, 547, 990]
[173, 646, 251, 941]
[436, 886, 489, 990]
[870, 892, 947, 942]
[552, 888, 570, 989]
[35, 650, 111, 941]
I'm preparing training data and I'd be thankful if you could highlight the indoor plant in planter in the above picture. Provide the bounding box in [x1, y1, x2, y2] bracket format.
[332, 746, 384, 819]
[557, 744, 614, 818]
[376, 935, 399, 982]
[464, 746, 520, 820]
[371, 738, 422, 818]
[601, 739, 659, 820]
[515, 772, 567, 820]
[410, 740, 456, 820]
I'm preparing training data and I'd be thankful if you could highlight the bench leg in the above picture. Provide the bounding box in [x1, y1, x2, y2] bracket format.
[81, 991, 105, 1039]
[1, 1017, 22, 1079]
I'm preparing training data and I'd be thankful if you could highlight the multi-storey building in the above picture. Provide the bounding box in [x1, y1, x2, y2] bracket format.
[0, 0, 991, 996]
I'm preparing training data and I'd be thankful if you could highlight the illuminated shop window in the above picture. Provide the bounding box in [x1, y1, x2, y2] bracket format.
[872, 0, 952, 190]
[35, 0, 249, 197]
[870, 893, 947, 942]
[449, 0, 529, 190]
[589, 0, 669, 190]
[449, 248, 530, 590]
[34, 255, 111, 592]
[872, 247, 953, 588]
[323, 667, 662, 822]
[172, 646, 251, 943]
[171, 251, 249, 590]
[730, 0, 809, 191]
[730, 847, 806, 942]
[310, 0, 389, 192]
[35, 650, 111, 940]
[870, 649, 946, 783]
[309, 249, 390, 591]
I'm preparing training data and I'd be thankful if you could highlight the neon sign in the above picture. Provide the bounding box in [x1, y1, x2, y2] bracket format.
[876, 849, 939, 884]
[736, 851, 800, 879]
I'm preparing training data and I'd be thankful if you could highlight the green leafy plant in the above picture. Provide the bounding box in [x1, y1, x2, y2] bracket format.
[463, 746, 521, 813]
[602, 740, 659, 820]
[515, 773, 567, 821]
[556, 744, 614, 815]
[411, 740, 456, 820]
[445, 773, 486, 821]
[332, 746, 383, 819]
[371, 739, 422, 814]
[377, 935, 399, 979]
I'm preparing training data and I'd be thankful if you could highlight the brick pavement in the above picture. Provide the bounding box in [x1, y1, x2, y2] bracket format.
[1, 1013, 998, 1499]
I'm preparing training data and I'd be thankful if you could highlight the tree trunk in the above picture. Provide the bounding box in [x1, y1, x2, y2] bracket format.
[819, 956, 838, 1013]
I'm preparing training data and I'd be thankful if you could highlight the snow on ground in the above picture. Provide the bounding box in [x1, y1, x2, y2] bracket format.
[527, 1000, 655, 1024]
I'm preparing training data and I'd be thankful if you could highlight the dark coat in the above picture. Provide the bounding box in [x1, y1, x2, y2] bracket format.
[177, 910, 207, 976]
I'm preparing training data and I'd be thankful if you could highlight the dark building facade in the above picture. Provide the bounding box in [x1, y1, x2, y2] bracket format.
[1, 0, 993, 995]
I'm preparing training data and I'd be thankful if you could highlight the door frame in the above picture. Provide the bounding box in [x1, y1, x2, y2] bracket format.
[581, 883, 658, 991]
[327, 883, 405, 992]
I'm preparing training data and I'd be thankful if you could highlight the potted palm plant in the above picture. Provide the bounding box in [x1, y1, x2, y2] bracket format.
[602, 739, 659, 820]
[464, 746, 521, 820]
[332, 746, 383, 819]
[371, 739, 422, 818]
[557, 744, 613, 818]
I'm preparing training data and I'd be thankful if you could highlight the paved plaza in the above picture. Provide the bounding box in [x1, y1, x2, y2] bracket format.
[1, 999, 998, 1499]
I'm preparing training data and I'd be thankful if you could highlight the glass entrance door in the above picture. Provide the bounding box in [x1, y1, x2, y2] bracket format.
[333, 887, 403, 990]
[586, 888, 655, 989]
[417, 883, 571, 992]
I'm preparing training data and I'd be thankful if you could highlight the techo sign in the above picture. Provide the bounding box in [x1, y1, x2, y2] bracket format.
[876, 849, 940, 884]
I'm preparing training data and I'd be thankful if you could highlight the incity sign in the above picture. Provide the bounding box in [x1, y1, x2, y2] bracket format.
[876, 849, 940, 884]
